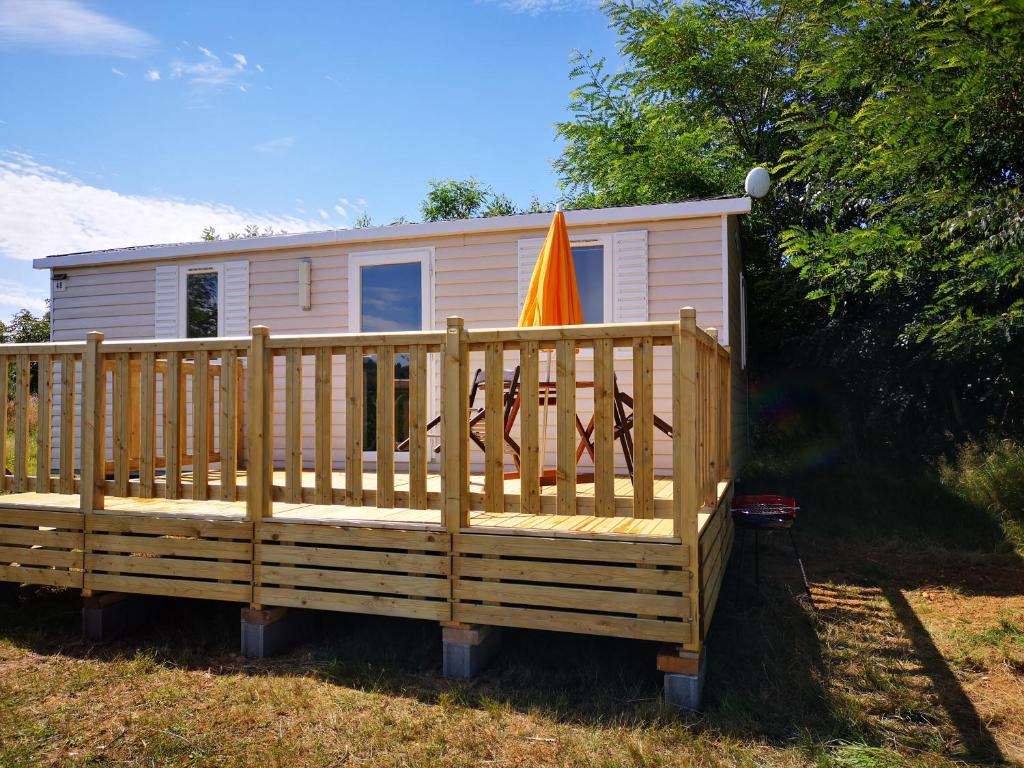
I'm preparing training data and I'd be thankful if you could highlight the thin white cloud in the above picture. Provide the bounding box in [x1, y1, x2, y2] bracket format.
[0, 279, 47, 312]
[111, 67, 125, 77]
[317, 209, 329, 221]
[170, 45, 261, 92]
[255, 63, 263, 73]
[0, 151, 334, 261]
[478, 0, 597, 13]
[0, 0, 155, 57]
[253, 136, 295, 153]
[145, 68, 160, 81]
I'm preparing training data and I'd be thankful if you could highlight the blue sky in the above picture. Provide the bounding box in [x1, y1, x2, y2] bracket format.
[0, 0, 620, 318]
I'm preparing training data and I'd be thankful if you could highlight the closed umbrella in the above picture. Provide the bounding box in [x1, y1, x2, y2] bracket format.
[518, 206, 582, 480]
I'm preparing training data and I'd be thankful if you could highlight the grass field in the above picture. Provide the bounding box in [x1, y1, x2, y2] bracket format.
[1, 460, 1022, 767]
[1, 429, 1021, 766]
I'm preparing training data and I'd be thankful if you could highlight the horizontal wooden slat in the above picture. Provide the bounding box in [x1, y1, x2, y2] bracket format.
[257, 522, 448, 552]
[453, 533, 688, 566]
[86, 534, 249, 560]
[255, 543, 448, 575]
[454, 580, 689, 617]
[0, 564, 82, 588]
[86, 515, 250, 540]
[254, 586, 449, 621]
[0, 528, 82, 549]
[0, 509, 83, 529]
[453, 603, 691, 644]
[0, 545, 82, 569]
[88, 553, 251, 581]
[258, 565, 447, 598]
[86, 573, 249, 602]
[454, 557, 687, 591]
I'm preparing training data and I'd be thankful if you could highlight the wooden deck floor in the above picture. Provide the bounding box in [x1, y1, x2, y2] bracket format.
[0, 490, 705, 539]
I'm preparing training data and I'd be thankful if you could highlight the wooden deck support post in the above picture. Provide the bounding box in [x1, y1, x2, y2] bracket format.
[442, 316, 468, 532]
[668, 308, 705, 707]
[246, 326, 271, 524]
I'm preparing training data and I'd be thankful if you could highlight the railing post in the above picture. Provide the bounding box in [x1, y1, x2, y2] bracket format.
[673, 309, 699, 541]
[706, 328, 720, 507]
[442, 316, 468, 532]
[81, 331, 106, 514]
[246, 326, 271, 523]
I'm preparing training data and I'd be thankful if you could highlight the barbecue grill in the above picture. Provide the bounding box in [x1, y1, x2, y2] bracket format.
[731, 494, 812, 604]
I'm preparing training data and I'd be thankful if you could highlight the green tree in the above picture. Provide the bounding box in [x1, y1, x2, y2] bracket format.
[555, 0, 1024, 446]
[0, 308, 50, 344]
[421, 178, 520, 221]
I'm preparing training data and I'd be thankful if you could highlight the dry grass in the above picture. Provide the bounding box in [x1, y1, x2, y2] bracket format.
[1, 532, 1020, 767]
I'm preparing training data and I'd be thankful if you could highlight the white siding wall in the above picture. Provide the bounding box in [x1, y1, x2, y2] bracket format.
[48, 216, 729, 493]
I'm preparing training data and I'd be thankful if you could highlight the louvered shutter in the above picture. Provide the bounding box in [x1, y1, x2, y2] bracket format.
[154, 265, 179, 338]
[613, 230, 648, 323]
[517, 238, 545, 317]
[222, 260, 250, 336]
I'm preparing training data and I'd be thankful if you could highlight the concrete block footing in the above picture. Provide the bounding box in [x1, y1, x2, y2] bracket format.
[82, 593, 148, 641]
[661, 651, 706, 711]
[442, 624, 502, 679]
[240, 607, 312, 658]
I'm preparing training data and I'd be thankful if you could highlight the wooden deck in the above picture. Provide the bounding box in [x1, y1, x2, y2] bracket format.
[0, 314, 734, 654]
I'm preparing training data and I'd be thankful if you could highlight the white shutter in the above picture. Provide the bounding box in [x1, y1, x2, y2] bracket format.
[613, 230, 648, 323]
[154, 265, 179, 338]
[222, 260, 250, 336]
[517, 238, 545, 316]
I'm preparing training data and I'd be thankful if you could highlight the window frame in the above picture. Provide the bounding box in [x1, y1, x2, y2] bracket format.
[177, 262, 225, 339]
[569, 235, 614, 325]
[348, 247, 435, 465]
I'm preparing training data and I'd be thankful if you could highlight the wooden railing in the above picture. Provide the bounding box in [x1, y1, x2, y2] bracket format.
[18, 311, 731, 542]
[0, 342, 86, 495]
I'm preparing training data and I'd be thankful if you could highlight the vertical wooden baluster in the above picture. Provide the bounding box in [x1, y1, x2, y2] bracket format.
[130, 360, 141, 476]
[193, 350, 209, 500]
[246, 326, 271, 522]
[165, 351, 182, 499]
[59, 354, 76, 494]
[14, 354, 29, 492]
[519, 340, 539, 516]
[408, 344, 427, 510]
[35, 354, 52, 493]
[555, 338, 576, 517]
[219, 350, 237, 500]
[285, 347, 303, 503]
[345, 346, 363, 505]
[632, 336, 654, 519]
[483, 341, 504, 514]
[112, 353, 129, 497]
[315, 346, 332, 505]
[80, 331, 105, 514]
[0, 355, 8, 494]
[139, 351, 156, 497]
[376, 345, 395, 509]
[593, 338, 615, 517]
[442, 317, 467, 531]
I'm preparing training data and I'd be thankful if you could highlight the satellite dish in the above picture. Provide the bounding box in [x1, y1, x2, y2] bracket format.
[744, 167, 771, 198]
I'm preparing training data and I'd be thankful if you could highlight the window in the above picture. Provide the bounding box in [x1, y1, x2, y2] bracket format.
[185, 269, 219, 338]
[571, 244, 605, 324]
[349, 248, 433, 457]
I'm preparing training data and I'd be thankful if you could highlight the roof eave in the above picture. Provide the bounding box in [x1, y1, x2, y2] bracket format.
[33, 196, 752, 270]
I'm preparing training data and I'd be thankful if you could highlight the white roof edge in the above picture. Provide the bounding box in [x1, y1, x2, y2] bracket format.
[33, 197, 752, 270]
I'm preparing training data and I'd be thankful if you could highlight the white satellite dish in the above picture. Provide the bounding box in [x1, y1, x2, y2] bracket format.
[744, 167, 771, 198]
